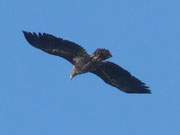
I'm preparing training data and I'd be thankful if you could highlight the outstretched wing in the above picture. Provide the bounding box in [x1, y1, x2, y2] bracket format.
[91, 61, 151, 94]
[23, 31, 88, 64]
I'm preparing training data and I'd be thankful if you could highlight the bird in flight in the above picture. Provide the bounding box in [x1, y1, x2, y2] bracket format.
[23, 31, 151, 94]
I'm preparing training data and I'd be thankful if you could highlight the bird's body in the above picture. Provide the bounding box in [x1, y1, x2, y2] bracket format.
[23, 31, 151, 94]
[71, 50, 112, 76]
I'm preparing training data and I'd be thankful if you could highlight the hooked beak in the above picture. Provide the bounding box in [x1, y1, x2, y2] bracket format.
[70, 74, 73, 80]
[70, 66, 77, 80]
[70, 74, 76, 80]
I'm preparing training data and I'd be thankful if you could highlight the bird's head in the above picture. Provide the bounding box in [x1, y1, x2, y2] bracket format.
[70, 67, 79, 80]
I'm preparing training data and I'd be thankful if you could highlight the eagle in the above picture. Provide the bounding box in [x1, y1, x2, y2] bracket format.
[23, 31, 151, 94]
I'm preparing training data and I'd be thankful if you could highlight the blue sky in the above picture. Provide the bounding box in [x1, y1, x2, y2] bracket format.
[1, 0, 180, 134]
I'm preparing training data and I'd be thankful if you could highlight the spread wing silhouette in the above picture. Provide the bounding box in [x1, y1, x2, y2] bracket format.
[91, 61, 150, 93]
[23, 31, 88, 64]
[23, 31, 151, 93]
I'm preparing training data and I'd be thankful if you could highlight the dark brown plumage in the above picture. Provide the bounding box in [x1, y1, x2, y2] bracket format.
[23, 31, 151, 94]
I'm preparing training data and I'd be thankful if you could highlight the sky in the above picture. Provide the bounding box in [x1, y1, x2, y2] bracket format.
[0, 0, 180, 134]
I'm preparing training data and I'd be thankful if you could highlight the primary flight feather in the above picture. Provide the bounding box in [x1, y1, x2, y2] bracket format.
[23, 31, 151, 94]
